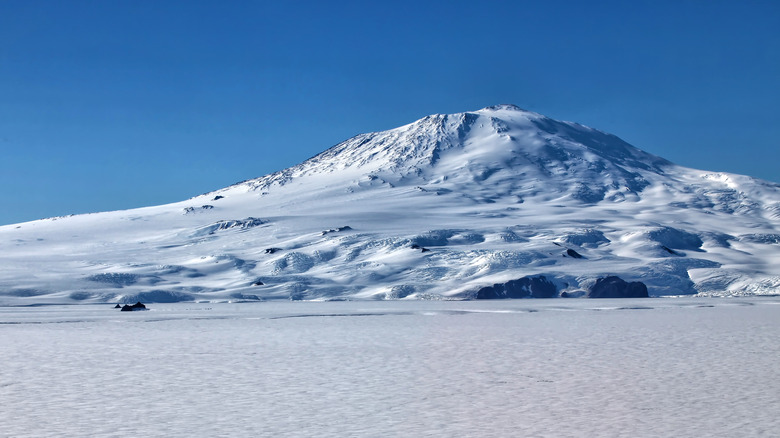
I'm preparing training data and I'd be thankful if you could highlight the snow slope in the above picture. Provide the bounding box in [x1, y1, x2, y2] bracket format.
[1, 104, 779, 304]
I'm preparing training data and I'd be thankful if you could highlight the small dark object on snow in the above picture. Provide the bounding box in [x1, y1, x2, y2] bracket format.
[566, 249, 583, 259]
[265, 247, 282, 254]
[114, 304, 121, 308]
[212, 195, 224, 201]
[120, 301, 148, 311]
[252, 280, 264, 286]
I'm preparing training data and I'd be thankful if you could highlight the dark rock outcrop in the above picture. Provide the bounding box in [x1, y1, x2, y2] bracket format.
[475, 276, 557, 299]
[183, 205, 214, 214]
[560, 291, 586, 298]
[321, 226, 353, 236]
[411, 244, 431, 252]
[120, 301, 147, 311]
[587, 276, 648, 298]
[565, 249, 583, 259]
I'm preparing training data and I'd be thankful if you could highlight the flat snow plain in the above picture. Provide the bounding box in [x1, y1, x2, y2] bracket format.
[2, 298, 778, 437]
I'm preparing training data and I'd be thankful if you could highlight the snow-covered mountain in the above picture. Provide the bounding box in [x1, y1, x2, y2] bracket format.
[2, 104, 779, 304]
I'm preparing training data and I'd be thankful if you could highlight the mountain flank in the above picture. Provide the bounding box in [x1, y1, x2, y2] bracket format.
[1, 105, 779, 303]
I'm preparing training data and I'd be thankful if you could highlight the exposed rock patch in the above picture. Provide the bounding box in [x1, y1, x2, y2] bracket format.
[321, 226, 353, 236]
[120, 301, 147, 311]
[475, 276, 557, 299]
[193, 217, 266, 236]
[183, 205, 214, 214]
[587, 276, 648, 298]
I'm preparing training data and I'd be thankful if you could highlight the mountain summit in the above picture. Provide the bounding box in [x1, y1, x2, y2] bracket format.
[241, 104, 669, 205]
[2, 105, 779, 303]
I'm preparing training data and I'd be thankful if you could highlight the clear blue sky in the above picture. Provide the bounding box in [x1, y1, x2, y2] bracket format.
[1, 0, 778, 225]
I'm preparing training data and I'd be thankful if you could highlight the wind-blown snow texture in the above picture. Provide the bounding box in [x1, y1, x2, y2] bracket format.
[1, 105, 779, 304]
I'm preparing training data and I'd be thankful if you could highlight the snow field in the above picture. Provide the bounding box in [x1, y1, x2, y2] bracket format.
[1, 298, 778, 437]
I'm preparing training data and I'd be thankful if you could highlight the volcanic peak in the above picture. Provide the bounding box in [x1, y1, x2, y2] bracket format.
[238, 105, 670, 204]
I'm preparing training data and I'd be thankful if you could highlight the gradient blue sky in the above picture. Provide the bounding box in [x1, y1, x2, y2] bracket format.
[1, 0, 778, 225]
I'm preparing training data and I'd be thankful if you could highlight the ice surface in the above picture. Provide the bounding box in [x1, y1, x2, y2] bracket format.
[1, 298, 778, 437]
